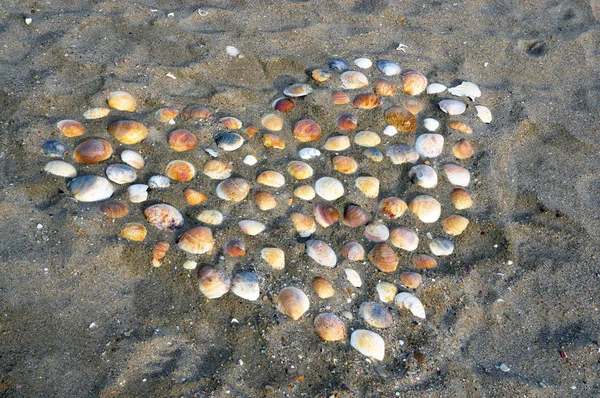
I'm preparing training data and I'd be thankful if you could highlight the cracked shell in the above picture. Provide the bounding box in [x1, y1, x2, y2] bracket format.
[143, 203, 184, 231]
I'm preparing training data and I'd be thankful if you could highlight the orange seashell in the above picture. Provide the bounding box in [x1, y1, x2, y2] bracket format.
[353, 93, 382, 109]
[384, 107, 417, 133]
[332, 155, 358, 174]
[182, 105, 212, 119]
[313, 203, 340, 228]
[290, 212, 316, 237]
[100, 200, 128, 218]
[272, 97, 295, 112]
[294, 185, 315, 201]
[120, 223, 147, 241]
[312, 277, 335, 299]
[261, 247, 285, 270]
[452, 140, 474, 159]
[219, 116, 242, 130]
[293, 119, 322, 142]
[178, 226, 214, 254]
[343, 204, 371, 227]
[203, 160, 232, 180]
[184, 188, 207, 205]
[337, 113, 357, 130]
[155, 107, 179, 122]
[287, 161, 313, 180]
[390, 227, 419, 251]
[107, 91, 136, 112]
[197, 266, 231, 299]
[261, 113, 283, 131]
[107, 120, 149, 144]
[256, 170, 285, 187]
[402, 71, 428, 96]
[253, 190, 277, 210]
[165, 160, 196, 182]
[448, 121, 473, 135]
[225, 238, 246, 257]
[414, 254, 437, 269]
[379, 197, 407, 218]
[450, 188, 473, 210]
[368, 243, 399, 273]
[168, 129, 197, 152]
[443, 215, 469, 236]
[314, 313, 345, 341]
[355, 176, 380, 198]
[244, 125, 259, 137]
[340, 241, 365, 261]
[73, 138, 113, 164]
[373, 79, 395, 96]
[216, 178, 251, 202]
[57, 120, 84, 137]
[401, 98, 424, 115]
[152, 241, 170, 267]
[400, 272, 422, 288]
[332, 91, 350, 105]
[409, 195, 441, 223]
[262, 133, 286, 149]
[277, 287, 310, 320]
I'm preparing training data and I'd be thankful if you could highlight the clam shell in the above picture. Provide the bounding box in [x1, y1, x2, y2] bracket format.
[74, 138, 113, 164]
[272, 97, 295, 112]
[261, 247, 285, 270]
[182, 105, 211, 119]
[340, 241, 365, 261]
[394, 292, 426, 319]
[329, 59, 350, 71]
[336, 113, 357, 130]
[351, 330, 385, 360]
[384, 106, 417, 133]
[332, 92, 350, 105]
[414, 254, 437, 269]
[313, 203, 340, 228]
[314, 177, 344, 201]
[107, 91, 136, 112]
[452, 140, 474, 159]
[353, 93, 382, 109]
[306, 239, 337, 267]
[287, 161, 314, 180]
[430, 237, 454, 256]
[426, 83, 447, 94]
[444, 215, 469, 236]
[409, 195, 441, 223]
[243, 155, 258, 165]
[294, 185, 316, 201]
[106, 164, 136, 184]
[475, 105, 492, 123]
[120, 150, 144, 169]
[225, 238, 246, 257]
[151, 241, 170, 267]
[203, 160, 232, 180]
[216, 178, 251, 202]
[343, 204, 370, 227]
[68, 176, 114, 202]
[354, 57, 372, 69]
[400, 272, 422, 289]
[415, 134, 444, 158]
[290, 213, 316, 237]
[184, 188, 207, 205]
[44, 160, 77, 178]
[402, 71, 428, 96]
[314, 313, 345, 341]
[442, 163, 470, 186]
[376, 282, 397, 303]
[219, 116, 242, 130]
[261, 113, 284, 131]
[439, 99, 466, 115]
[449, 121, 473, 135]
[43, 140, 69, 157]
[178, 226, 214, 254]
[377, 60, 401, 76]
[390, 228, 419, 251]
[323, 135, 351, 151]
[379, 197, 407, 219]
[100, 200, 128, 218]
[283, 83, 313, 97]
[340, 71, 369, 89]
[363, 148, 384, 162]
[355, 176, 379, 198]
[143, 204, 184, 231]
[423, 118, 440, 132]
[148, 175, 170, 189]
[231, 272, 260, 301]
[364, 221, 390, 242]
[383, 125, 398, 136]
[298, 147, 321, 160]
[57, 120, 84, 137]
[196, 209, 224, 225]
[311, 69, 332, 82]
[409, 164, 438, 189]
[165, 160, 196, 182]
[373, 79, 395, 96]
[107, 120, 148, 144]
[83, 107, 110, 119]
[277, 287, 310, 320]
[239, 220, 266, 235]
[216, 133, 244, 151]
[448, 81, 481, 101]
[368, 243, 398, 273]
[198, 266, 230, 299]
[293, 119, 322, 142]
[127, 184, 149, 203]
[256, 170, 285, 187]
[168, 129, 197, 152]
[359, 301, 393, 328]
[450, 188, 473, 209]
[344, 268, 362, 287]
[401, 98, 424, 115]
[354, 131, 381, 147]
[332, 156, 358, 174]
[183, 260, 197, 270]
[312, 277, 335, 299]
[120, 223, 146, 241]
[253, 190, 277, 211]
[386, 144, 419, 165]
[155, 107, 179, 123]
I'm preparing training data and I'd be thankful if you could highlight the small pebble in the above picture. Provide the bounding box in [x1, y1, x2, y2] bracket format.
[243, 155, 258, 165]
[226, 46, 240, 57]
[25, 17, 32, 25]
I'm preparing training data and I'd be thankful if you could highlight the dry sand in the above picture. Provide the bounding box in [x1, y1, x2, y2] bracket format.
[0, 0, 599, 396]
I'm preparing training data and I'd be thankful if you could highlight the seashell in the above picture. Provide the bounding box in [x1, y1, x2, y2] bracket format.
[107, 120, 148, 144]
[311, 69, 332, 82]
[294, 185, 315, 201]
[353, 94, 382, 109]
[450, 188, 473, 209]
[148, 175, 170, 189]
[384, 106, 417, 133]
[155, 107, 179, 123]
[306, 239, 337, 267]
[329, 59, 350, 71]
[448, 81, 481, 101]
[379, 197, 407, 219]
[359, 301, 393, 328]
[100, 200, 128, 218]
[57, 120, 84, 137]
[343, 204, 370, 227]
[344, 268, 362, 287]
[312, 277, 335, 298]
[313, 203, 340, 228]
[415, 134, 444, 158]
[390, 228, 419, 251]
[377, 60, 401, 76]
[277, 287, 310, 320]
[262, 133, 286, 149]
[351, 330, 385, 360]
[68, 176, 114, 202]
[105, 164, 136, 184]
[336, 113, 357, 131]
[127, 184, 149, 203]
[448, 121, 473, 135]
[197, 266, 231, 299]
[402, 71, 428, 95]
[243, 155, 258, 165]
[168, 129, 197, 152]
[354, 131, 381, 147]
[261, 248, 285, 270]
[394, 292, 426, 319]
[272, 97, 295, 112]
[196, 209, 224, 225]
[368, 243, 398, 273]
[364, 221, 390, 242]
[216, 178, 251, 202]
[452, 140, 474, 159]
[409, 164, 438, 189]
[290, 213, 316, 237]
[332, 91, 350, 105]
[426, 83, 447, 94]
[73, 138, 113, 164]
[231, 272, 260, 301]
[120, 223, 146, 241]
[414, 254, 437, 269]
[183, 260, 197, 270]
[475, 105, 492, 123]
[444, 215, 469, 236]
[44, 160, 77, 178]
[182, 105, 211, 119]
[216, 133, 244, 151]
[287, 161, 314, 180]
[409, 195, 441, 223]
[376, 282, 397, 303]
[439, 99, 466, 115]
[430, 237, 454, 256]
[120, 150, 144, 169]
[340, 241, 365, 261]
[238, 220, 266, 235]
[184, 188, 207, 205]
[423, 118, 440, 132]
[107, 91, 136, 112]
[323, 135, 351, 151]
[178, 226, 214, 254]
[256, 170, 285, 188]
[340, 71, 368, 89]
[225, 238, 246, 257]
[363, 148, 384, 162]
[151, 241, 170, 267]
[401, 98, 424, 115]
[332, 156, 358, 174]
[43, 140, 69, 157]
[443, 163, 470, 186]
[219, 116, 242, 130]
[354, 57, 372, 69]
[283, 83, 313, 97]
[144, 203, 183, 231]
[253, 190, 277, 211]
[386, 144, 419, 165]
[400, 272, 422, 288]
[314, 177, 344, 201]
[226, 45, 239, 56]
[203, 161, 232, 183]
[165, 160, 196, 182]
[293, 119, 322, 142]
[314, 313, 345, 341]
[83, 107, 110, 119]
[261, 113, 284, 131]
[355, 176, 379, 198]
[373, 79, 395, 96]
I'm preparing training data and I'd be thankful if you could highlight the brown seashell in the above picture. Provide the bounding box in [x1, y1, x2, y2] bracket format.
[155, 107, 179, 122]
[107, 120, 149, 145]
[203, 160, 232, 180]
[409, 195, 442, 223]
[277, 287, 310, 320]
[272, 97, 295, 112]
[262, 133, 286, 149]
[261, 113, 283, 131]
[219, 116, 242, 130]
[332, 91, 350, 105]
[384, 107, 417, 133]
[120, 223, 146, 241]
[107, 91, 136, 112]
[401, 98, 424, 115]
[73, 138, 113, 164]
[413, 254, 437, 269]
[373, 79, 395, 96]
[182, 105, 211, 119]
[452, 140, 474, 159]
[337, 113, 358, 131]
[293, 119, 322, 142]
[332, 156, 358, 174]
[368, 243, 398, 273]
[340, 241, 365, 261]
[312, 277, 335, 299]
[178, 226, 214, 254]
[343, 204, 371, 228]
[443, 215, 469, 236]
[448, 121, 473, 135]
[400, 272, 422, 288]
[197, 266, 231, 299]
[143, 203, 184, 231]
[290, 213, 316, 237]
[216, 178, 251, 202]
[353, 94, 382, 110]
[450, 188, 473, 210]
[168, 129, 197, 152]
[100, 200, 128, 218]
[261, 247, 285, 270]
[57, 120, 84, 137]
[152, 241, 170, 267]
[313, 203, 340, 228]
[287, 161, 314, 180]
[294, 185, 315, 201]
[184, 188, 207, 205]
[256, 170, 285, 187]
[314, 313, 345, 341]
[253, 190, 277, 211]
[244, 125, 259, 137]
[402, 71, 428, 96]
[379, 197, 407, 219]
[165, 160, 196, 182]
[390, 227, 419, 251]
[355, 176, 380, 198]
[225, 238, 246, 257]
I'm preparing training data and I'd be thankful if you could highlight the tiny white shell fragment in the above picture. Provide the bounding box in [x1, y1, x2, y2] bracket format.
[183, 260, 197, 270]
[298, 147, 321, 160]
[350, 330, 385, 360]
[121, 150, 144, 169]
[475, 105, 492, 123]
[226, 46, 240, 57]
[422, 118, 440, 132]
[383, 125, 398, 136]
[439, 99, 466, 115]
[426, 83, 447, 94]
[394, 292, 426, 319]
[344, 268, 362, 287]
[44, 160, 77, 178]
[128, 184, 149, 203]
[354, 57, 373, 69]
[243, 155, 258, 165]
[448, 81, 481, 101]
[204, 147, 220, 157]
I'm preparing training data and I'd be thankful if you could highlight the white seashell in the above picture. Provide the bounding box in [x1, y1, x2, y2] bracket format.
[314, 177, 344, 201]
[340, 71, 369, 89]
[83, 107, 110, 119]
[68, 176, 114, 202]
[298, 147, 321, 160]
[426, 83, 447, 94]
[409, 164, 438, 188]
[448, 81, 481, 101]
[475, 105, 492, 123]
[231, 272, 260, 301]
[120, 150, 144, 169]
[344, 268, 362, 287]
[442, 163, 471, 186]
[128, 184, 148, 203]
[386, 144, 419, 165]
[364, 221, 389, 242]
[238, 220, 266, 235]
[226, 45, 239, 57]
[350, 330, 385, 360]
[148, 175, 170, 189]
[183, 260, 197, 270]
[354, 57, 373, 69]
[197, 210, 224, 225]
[306, 239, 337, 267]
[439, 99, 466, 115]
[394, 292, 426, 319]
[323, 135, 351, 151]
[283, 83, 313, 97]
[243, 155, 257, 165]
[204, 147, 219, 157]
[415, 134, 444, 158]
[383, 125, 398, 136]
[430, 237, 454, 256]
[44, 160, 77, 178]
[422, 118, 440, 132]
[106, 164, 136, 184]
[376, 282, 397, 303]
[377, 60, 401, 76]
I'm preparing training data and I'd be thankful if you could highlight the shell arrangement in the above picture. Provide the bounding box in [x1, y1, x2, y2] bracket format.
[42, 57, 491, 361]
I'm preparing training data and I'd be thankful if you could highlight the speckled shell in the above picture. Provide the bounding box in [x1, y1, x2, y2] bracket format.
[216, 178, 251, 202]
[415, 134, 444, 158]
[182, 105, 211, 119]
[373, 79, 395, 96]
[306, 239, 337, 267]
[74, 138, 113, 164]
[143, 204, 184, 231]
[57, 120, 84, 137]
[197, 266, 231, 299]
[107, 120, 148, 144]
[83, 107, 110, 119]
[277, 287, 310, 320]
[293, 119, 322, 142]
[203, 160, 232, 180]
[384, 107, 417, 133]
[368, 243, 398, 273]
[168, 129, 197, 152]
[178, 226, 214, 254]
[165, 160, 196, 182]
[68, 176, 114, 202]
[379, 197, 407, 219]
[314, 313, 345, 341]
[120, 223, 146, 241]
[312, 277, 335, 299]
